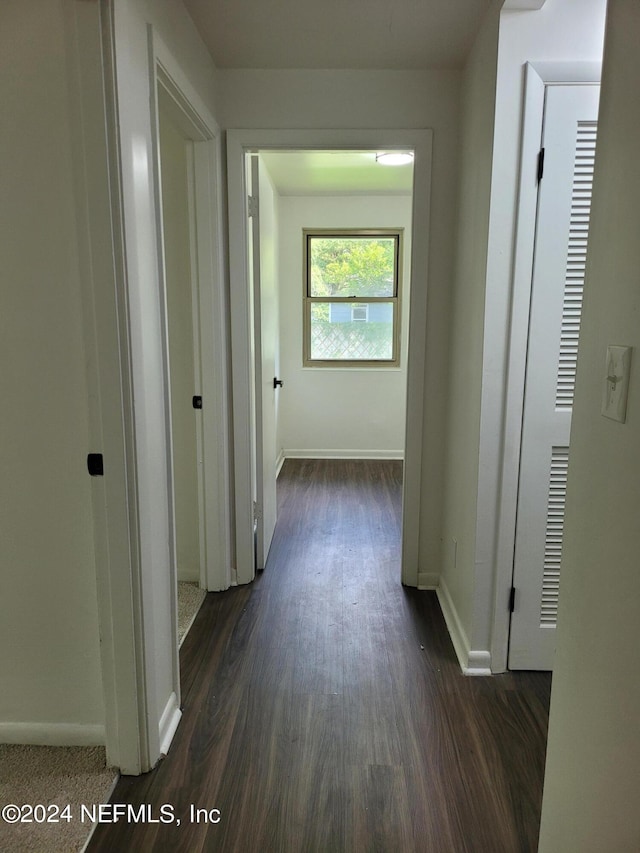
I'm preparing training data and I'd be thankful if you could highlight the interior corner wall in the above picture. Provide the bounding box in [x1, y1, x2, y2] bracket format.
[439, 1, 502, 661]
[538, 2, 640, 848]
[219, 68, 461, 574]
[277, 195, 412, 458]
[113, 0, 220, 762]
[0, 0, 104, 740]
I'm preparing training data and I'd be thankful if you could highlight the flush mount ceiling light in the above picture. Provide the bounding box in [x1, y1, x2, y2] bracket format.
[375, 151, 414, 166]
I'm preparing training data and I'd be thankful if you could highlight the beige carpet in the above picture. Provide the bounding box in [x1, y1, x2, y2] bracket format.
[0, 745, 117, 852]
[178, 581, 206, 646]
[0, 588, 203, 851]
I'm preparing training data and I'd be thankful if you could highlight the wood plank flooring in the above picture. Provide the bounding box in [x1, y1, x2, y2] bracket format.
[88, 459, 551, 853]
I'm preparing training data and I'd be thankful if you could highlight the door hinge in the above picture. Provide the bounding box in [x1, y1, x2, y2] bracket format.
[248, 195, 259, 218]
[509, 586, 516, 613]
[192, 395, 203, 409]
[537, 147, 545, 183]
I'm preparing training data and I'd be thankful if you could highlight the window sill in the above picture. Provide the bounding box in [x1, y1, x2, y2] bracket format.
[301, 365, 403, 372]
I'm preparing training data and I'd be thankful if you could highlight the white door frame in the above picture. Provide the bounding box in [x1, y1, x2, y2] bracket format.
[66, 0, 231, 773]
[227, 129, 433, 587]
[65, 0, 148, 774]
[490, 61, 601, 673]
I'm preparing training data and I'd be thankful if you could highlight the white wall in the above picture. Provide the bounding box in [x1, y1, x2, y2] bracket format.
[220, 68, 460, 575]
[538, 1, 640, 847]
[0, 0, 104, 742]
[277, 195, 412, 457]
[159, 108, 200, 583]
[439, 0, 502, 669]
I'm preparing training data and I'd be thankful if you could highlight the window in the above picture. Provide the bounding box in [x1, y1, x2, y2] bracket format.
[303, 229, 402, 366]
[351, 305, 369, 323]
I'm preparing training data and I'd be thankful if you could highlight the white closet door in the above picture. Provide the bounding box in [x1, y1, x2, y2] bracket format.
[509, 84, 599, 670]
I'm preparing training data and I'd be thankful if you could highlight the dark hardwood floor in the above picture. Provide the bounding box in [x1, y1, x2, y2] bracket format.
[88, 459, 551, 852]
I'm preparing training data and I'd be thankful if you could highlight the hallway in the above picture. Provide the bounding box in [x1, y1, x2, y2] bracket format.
[88, 459, 550, 852]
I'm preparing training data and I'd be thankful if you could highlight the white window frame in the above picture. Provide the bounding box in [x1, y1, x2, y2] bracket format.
[303, 228, 402, 367]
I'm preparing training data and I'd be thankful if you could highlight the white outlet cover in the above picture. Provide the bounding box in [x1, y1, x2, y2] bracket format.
[601, 345, 632, 423]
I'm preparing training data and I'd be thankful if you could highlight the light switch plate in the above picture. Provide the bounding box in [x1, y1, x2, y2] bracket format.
[601, 345, 632, 423]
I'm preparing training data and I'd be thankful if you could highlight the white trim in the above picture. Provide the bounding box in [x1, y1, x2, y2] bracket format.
[503, 0, 547, 9]
[64, 0, 147, 776]
[147, 26, 181, 749]
[145, 27, 232, 764]
[67, 1, 230, 777]
[417, 572, 439, 590]
[465, 651, 493, 677]
[283, 449, 404, 460]
[491, 62, 602, 673]
[227, 128, 432, 589]
[0, 723, 106, 747]
[437, 578, 471, 672]
[437, 578, 492, 676]
[529, 61, 602, 84]
[275, 450, 286, 477]
[158, 692, 182, 757]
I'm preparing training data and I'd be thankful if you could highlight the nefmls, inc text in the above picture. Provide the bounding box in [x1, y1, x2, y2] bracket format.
[79, 803, 221, 825]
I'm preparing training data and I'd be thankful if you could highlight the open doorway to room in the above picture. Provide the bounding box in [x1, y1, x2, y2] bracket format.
[227, 131, 432, 589]
[247, 150, 413, 569]
[158, 87, 205, 644]
[253, 150, 414, 570]
[157, 93, 207, 646]
[150, 54, 231, 681]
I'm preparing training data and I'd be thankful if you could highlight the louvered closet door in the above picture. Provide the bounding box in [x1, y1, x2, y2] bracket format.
[509, 84, 599, 670]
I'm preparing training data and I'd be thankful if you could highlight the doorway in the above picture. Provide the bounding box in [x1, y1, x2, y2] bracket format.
[227, 130, 433, 588]
[157, 93, 207, 641]
[150, 55, 233, 671]
[249, 150, 414, 570]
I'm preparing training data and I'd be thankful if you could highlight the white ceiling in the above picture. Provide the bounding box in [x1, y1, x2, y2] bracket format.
[183, 0, 494, 70]
[259, 150, 414, 196]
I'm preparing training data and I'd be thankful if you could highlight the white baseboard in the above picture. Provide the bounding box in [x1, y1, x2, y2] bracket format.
[283, 448, 404, 460]
[158, 692, 181, 757]
[437, 578, 492, 676]
[276, 450, 285, 477]
[466, 650, 492, 676]
[417, 572, 439, 590]
[0, 722, 105, 746]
